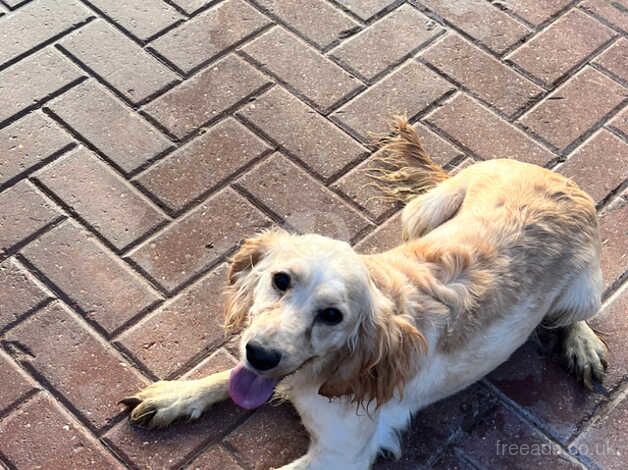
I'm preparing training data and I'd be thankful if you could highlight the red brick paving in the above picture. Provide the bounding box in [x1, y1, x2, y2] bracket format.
[599, 196, 628, 292]
[58, 20, 180, 105]
[518, 67, 625, 152]
[0, 1, 626, 469]
[331, 60, 454, 140]
[423, 34, 542, 117]
[506, 9, 615, 87]
[0, 112, 75, 188]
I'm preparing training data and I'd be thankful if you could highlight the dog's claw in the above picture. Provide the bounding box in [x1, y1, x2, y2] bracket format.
[583, 364, 593, 390]
[130, 406, 157, 428]
[119, 396, 142, 408]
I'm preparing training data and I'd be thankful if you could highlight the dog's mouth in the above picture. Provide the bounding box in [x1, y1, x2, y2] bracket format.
[228, 363, 279, 410]
[229, 357, 317, 409]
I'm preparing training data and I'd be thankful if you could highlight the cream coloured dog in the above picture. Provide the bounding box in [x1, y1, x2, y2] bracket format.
[122, 118, 608, 469]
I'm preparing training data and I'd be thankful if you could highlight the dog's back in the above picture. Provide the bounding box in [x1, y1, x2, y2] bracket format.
[371, 118, 604, 388]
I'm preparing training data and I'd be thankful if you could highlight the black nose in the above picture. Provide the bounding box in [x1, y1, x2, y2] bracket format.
[246, 342, 282, 371]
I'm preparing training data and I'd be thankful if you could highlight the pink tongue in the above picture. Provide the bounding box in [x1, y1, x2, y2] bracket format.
[229, 363, 279, 410]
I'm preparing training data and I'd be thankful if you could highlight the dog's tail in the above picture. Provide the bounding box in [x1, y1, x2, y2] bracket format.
[368, 116, 449, 203]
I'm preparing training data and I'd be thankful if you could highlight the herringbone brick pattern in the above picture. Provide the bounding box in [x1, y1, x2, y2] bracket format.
[0, 1, 626, 468]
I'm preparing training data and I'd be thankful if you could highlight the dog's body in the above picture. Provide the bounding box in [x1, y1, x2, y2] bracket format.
[123, 119, 607, 469]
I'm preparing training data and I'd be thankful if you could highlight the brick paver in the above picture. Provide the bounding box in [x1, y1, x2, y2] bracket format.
[0, 394, 123, 469]
[117, 265, 231, 379]
[0, 1, 626, 469]
[507, 9, 615, 86]
[35, 147, 167, 250]
[0, 351, 35, 412]
[580, 0, 628, 33]
[608, 107, 628, 138]
[187, 445, 244, 469]
[519, 67, 625, 151]
[500, 0, 571, 27]
[330, 4, 441, 81]
[149, 0, 270, 74]
[4, 301, 148, 431]
[0, 180, 62, 254]
[143, 54, 271, 140]
[332, 60, 454, 140]
[415, 0, 531, 54]
[128, 188, 270, 292]
[223, 404, 309, 469]
[594, 37, 628, 83]
[136, 117, 271, 212]
[253, 0, 359, 49]
[21, 222, 161, 334]
[338, 0, 399, 20]
[571, 368, 628, 469]
[58, 20, 180, 104]
[458, 404, 582, 469]
[237, 86, 367, 179]
[46, 80, 173, 174]
[0, 0, 93, 67]
[559, 130, 628, 204]
[86, 0, 183, 42]
[104, 396, 246, 469]
[0, 48, 84, 125]
[423, 34, 543, 117]
[240, 26, 363, 112]
[599, 196, 628, 291]
[236, 153, 372, 241]
[0, 258, 51, 331]
[0, 112, 74, 188]
[591, 289, 628, 387]
[426, 93, 556, 165]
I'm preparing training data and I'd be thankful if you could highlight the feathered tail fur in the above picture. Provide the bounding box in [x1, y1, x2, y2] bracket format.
[368, 116, 449, 203]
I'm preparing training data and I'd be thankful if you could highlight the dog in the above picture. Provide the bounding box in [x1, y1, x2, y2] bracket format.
[121, 117, 608, 469]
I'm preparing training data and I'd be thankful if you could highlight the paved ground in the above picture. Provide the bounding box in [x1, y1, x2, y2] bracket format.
[0, 0, 626, 469]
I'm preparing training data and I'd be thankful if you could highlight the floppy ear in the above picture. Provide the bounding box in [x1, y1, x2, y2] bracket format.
[224, 229, 284, 333]
[319, 299, 426, 408]
[228, 232, 272, 285]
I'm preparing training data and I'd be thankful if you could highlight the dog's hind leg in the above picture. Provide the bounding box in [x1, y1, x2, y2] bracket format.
[544, 263, 608, 389]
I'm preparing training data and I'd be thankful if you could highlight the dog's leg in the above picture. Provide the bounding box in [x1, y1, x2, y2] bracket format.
[544, 262, 607, 388]
[545, 263, 603, 327]
[560, 321, 608, 389]
[278, 391, 397, 469]
[120, 370, 230, 428]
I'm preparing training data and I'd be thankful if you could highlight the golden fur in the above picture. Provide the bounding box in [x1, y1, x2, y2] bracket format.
[317, 294, 426, 408]
[224, 231, 278, 333]
[368, 116, 449, 202]
[123, 116, 607, 469]
[219, 117, 603, 404]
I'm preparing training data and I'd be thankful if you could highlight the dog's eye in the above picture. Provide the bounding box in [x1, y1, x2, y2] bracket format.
[272, 272, 291, 292]
[317, 308, 343, 325]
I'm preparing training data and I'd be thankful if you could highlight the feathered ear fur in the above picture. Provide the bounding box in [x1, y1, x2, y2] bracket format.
[319, 288, 426, 408]
[224, 228, 285, 333]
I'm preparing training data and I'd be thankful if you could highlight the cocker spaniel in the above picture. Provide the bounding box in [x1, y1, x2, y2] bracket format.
[121, 117, 608, 469]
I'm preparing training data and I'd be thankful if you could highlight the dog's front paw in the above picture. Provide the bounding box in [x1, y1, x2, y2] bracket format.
[562, 322, 608, 389]
[120, 380, 207, 428]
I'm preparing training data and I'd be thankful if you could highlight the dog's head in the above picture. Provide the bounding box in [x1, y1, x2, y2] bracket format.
[224, 228, 425, 410]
